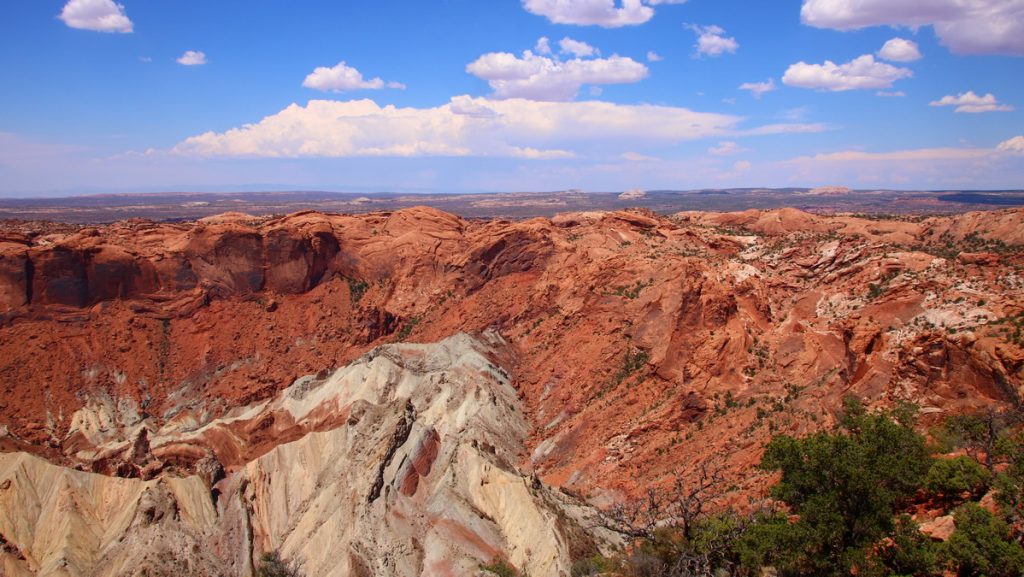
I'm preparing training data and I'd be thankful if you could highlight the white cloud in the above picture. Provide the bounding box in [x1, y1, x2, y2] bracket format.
[783, 55, 912, 91]
[739, 123, 829, 136]
[59, 0, 133, 33]
[172, 96, 751, 159]
[771, 140, 1024, 188]
[877, 90, 906, 97]
[176, 51, 207, 66]
[997, 135, 1024, 154]
[709, 141, 743, 156]
[560, 37, 598, 57]
[466, 43, 648, 101]
[878, 38, 922, 62]
[805, 148, 992, 162]
[689, 25, 738, 57]
[733, 160, 752, 173]
[800, 0, 1024, 56]
[535, 37, 553, 55]
[523, 0, 654, 27]
[622, 151, 660, 161]
[302, 62, 405, 92]
[930, 91, 1014, 113]
[646, 51, 663, 62]
[739, 78, 776, 99]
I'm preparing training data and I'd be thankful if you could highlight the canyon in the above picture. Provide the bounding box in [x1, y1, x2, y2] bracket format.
[1, 206, 1023, 576]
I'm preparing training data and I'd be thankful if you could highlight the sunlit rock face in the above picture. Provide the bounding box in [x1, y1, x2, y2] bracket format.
[0, 333, 608, 577]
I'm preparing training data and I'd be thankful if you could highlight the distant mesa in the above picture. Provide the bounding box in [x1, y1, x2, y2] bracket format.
[196, 211, 259, 224]
[806, 185, 852, 196]
[619, 189, 647, 200]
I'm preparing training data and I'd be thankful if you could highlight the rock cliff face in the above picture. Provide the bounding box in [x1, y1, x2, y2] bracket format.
[0, 206, 1022, 544]
[0, 333, 607, 577]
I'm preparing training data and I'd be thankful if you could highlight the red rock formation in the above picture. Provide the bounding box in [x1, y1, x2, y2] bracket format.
[0, 206, 1022, 502]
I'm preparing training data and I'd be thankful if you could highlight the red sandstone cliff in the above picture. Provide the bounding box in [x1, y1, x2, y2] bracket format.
[1, 207, 1022, 500]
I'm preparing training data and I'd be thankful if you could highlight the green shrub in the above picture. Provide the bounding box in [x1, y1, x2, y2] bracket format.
[614, 348, 649, 384]
[876, 515, 942, 577]
[480, 558, 522, 577]
[570, 554, 617, 577]
[756, 397, 932, 576]
[925, 456, 991, 499]
[256, 551, 302, 577]
[347, 278, 369, 305]
[944, 503, 1024, 577]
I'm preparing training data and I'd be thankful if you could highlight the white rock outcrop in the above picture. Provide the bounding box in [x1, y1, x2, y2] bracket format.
[0, 333, 609, 577]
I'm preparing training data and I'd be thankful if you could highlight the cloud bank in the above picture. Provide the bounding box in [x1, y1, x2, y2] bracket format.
[171, 97, 763, 159]
[800, 0, 1024, 56]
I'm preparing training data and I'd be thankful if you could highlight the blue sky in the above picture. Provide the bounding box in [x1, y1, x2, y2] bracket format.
[1, 0, 1022, 196]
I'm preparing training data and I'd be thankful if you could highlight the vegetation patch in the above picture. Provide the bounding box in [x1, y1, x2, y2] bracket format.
[577, 399, 1024, 577]
[615, 348, 650, 384]
[347, 277, 370, 305]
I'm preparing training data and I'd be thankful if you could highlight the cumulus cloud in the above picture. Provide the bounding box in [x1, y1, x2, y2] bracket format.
[535, 37, 553, 55]
[466, 42, 648, 101]
[176, 51, 207, 66]
[929, 91, 1014, 113]
[522, 0, 687, 27]
[689, 25, 738, 57]
[523, 0, 654, 27]
[878, 38, 922, 62]
[739, 78, 776, 99]
[997, 135, 1024, 154]
[783, 55, 912, 91]
[560, 37, 598, 57]
[646, 51, 663, 62]
[303, 62, 404, 92]
[800, 0, 1024, 56]
[59, 0, 133, 33]
[172, 96, 755, 159]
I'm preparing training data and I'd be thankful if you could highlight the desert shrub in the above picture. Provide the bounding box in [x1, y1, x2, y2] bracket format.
[570, 554, 617, 577]
[256, 551, 302, 577]
[944, 503, 1024, 577]
[940, 413, 999, 470]
[755, 397, 932, 576]
[347, 278, 369, 305]
[925, 456, 991, 499]
[614, 348, 649, 384]
[480, 558, 525, 577]
[875, 515, 942, 577]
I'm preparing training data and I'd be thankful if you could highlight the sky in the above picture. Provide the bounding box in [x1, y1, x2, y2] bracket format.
[1, 0, 1023, 196]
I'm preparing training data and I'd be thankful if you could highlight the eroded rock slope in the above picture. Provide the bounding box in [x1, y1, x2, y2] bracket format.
[0, 333, 607, 577]
[1, 207, 1023, 504]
